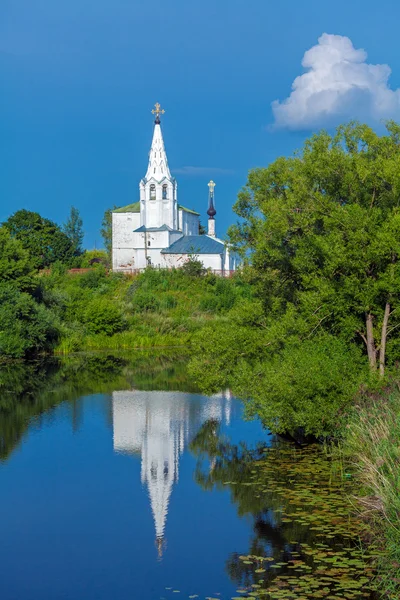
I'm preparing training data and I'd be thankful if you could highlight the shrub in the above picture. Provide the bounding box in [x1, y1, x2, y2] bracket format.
[79, 250, 109, 268]
[78, 266, 108, 289]
[82, 298, 125, 335]
[131, 291, 161, 313]
[0, 284, 59, 358]
[180, 258, 206, 277]
[198, 289, 236, 313]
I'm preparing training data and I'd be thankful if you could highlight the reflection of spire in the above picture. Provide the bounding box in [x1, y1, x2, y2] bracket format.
[112, 390, 233, 557]
[156, 536, 166, 559]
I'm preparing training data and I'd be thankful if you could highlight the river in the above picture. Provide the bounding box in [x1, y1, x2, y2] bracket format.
[0, 353, 377, 600]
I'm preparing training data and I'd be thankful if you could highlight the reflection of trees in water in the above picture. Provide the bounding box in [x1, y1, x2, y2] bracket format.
[190, 420, 325, 590]
[0, 352, 195, 461]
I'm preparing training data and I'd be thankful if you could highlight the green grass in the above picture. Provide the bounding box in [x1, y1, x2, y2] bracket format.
[55, 331, 191, 354]
[342, 388, 400, 599]
[41, 266, 251, 354]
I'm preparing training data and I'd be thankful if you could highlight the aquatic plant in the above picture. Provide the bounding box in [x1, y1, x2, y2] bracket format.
[189, 423, 381, 600]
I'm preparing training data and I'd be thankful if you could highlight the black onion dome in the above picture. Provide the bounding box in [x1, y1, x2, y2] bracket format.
[207, 196, 216, 219]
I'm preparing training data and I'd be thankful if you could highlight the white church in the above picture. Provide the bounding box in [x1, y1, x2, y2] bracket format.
[112, 103, 237, 273]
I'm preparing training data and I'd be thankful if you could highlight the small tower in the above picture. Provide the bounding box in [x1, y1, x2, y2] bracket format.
[207, 180, 216, 237]
[139, 103, 178, 230]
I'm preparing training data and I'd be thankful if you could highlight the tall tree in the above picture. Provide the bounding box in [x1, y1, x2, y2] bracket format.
[63, 206, 84, 255]
[0, 227, 36, 291]
[3, 210, 75, 268]
[228, 121, 400, 377]
[101, 206, 116, 261]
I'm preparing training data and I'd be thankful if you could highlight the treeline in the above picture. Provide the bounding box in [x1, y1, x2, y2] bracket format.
[0, 207, 250, 358]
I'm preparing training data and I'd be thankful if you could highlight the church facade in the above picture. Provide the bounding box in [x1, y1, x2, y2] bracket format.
[112, 104, 237, 273]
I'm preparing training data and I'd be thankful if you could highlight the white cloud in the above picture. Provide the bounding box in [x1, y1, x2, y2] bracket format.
[272, 33, 400, 130]
[173, 166, 234, 176]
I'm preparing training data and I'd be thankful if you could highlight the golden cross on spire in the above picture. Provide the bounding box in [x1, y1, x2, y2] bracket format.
[208, 180, 216, 192]
[151, 102, 165, 122]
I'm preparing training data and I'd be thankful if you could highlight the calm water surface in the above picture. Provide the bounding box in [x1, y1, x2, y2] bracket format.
[0, 355, 269, 600]
[0, 354, 375, 600]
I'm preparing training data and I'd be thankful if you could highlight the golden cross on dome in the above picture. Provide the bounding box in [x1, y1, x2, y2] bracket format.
[208, 180, 216, 192]
[151, 102, 165, 120]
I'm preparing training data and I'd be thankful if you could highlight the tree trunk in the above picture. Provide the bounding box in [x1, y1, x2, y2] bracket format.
[366, 313, 377, 370]
[379, 302, 391, 377]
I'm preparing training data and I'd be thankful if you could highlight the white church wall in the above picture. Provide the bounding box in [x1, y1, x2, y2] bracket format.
[162, 254, 187, 269]
[178, 210, 199, 235]
[112, 212, 140, 247]
[162, 253, 223, 271]
[113, 248, 136, 271]
[200, 253, 224, 271]
[132, 229, 170, 251]
[169, 231, 183, 244]
[112, 212, 140, 271]
[134, 248, 165, 269]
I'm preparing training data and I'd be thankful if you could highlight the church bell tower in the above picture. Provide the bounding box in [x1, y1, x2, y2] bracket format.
[139, 103, 178, 230]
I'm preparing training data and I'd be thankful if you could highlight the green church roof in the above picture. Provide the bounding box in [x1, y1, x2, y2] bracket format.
[178, 205, 200, 216]
[112, 202, 199, 216]
[112, 202, 140, 213]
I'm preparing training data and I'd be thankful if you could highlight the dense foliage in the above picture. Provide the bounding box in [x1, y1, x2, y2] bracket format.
[230, 122, 400, 374]
[3, 209, 77, 268]
[190, 122, 400, 437]
[37, 266, 251, 353]
[0, 226, 36, 292]
[0, 228, 59, 358]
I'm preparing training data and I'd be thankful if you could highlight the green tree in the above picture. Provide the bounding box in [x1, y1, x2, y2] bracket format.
[79, 249, 108, 268]
[228, 121, 400, 377]
[63, 206, 84, 255]
[3, 210, 75, 269]
[0, 227, 36, 291]
[0, 284, 59, 358]
[180, 249, 206, 277]
[101, 207, 116, 261]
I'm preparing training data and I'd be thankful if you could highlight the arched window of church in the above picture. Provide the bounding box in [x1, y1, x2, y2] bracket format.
[147, 240, 151, 247]
[150, 184, 156, 200]
[162, 185, 168, 200]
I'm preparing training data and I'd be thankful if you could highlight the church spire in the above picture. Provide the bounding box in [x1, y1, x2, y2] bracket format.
[145, 103, 171, 181]
[207, 180, 216, 237]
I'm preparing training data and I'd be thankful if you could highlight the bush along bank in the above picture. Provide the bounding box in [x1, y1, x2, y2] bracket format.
[341, 386, 400, 599]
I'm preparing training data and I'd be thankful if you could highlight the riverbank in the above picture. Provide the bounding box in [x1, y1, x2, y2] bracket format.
[0, 265, 251, 358]
[340, 386, 400, 599]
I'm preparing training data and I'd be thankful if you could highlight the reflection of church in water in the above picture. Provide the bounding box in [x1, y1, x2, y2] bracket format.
[112, 391, 232, 557]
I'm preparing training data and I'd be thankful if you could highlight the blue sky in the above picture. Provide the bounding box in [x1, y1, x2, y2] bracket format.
[1, 0, 400, 248]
